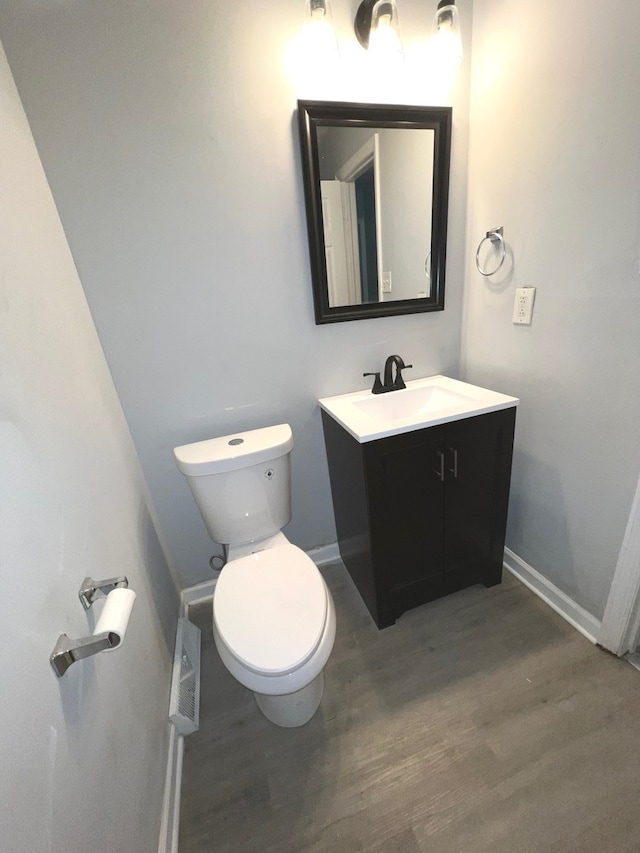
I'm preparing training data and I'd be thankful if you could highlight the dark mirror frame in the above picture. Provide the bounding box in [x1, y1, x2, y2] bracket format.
[297, 100, 452, 325]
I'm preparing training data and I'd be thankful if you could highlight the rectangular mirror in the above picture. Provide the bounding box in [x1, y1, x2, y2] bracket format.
[298, 100, 452, 324]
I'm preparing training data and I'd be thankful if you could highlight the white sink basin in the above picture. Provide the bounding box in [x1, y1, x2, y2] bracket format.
[319, 375, 519, 443]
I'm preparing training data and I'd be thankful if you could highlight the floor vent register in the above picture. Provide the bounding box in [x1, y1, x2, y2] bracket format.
[169, 616, 201, 735]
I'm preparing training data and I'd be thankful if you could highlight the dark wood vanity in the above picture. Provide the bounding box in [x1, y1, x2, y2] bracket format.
[321, 406, 516, 628]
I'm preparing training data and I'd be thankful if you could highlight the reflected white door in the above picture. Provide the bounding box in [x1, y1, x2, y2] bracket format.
[320, 180, 359, 307]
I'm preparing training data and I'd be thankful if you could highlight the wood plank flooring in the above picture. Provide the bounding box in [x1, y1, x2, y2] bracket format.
[179, 564, 640, 852]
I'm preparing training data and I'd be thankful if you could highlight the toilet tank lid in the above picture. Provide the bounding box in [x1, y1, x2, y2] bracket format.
[174, 424, 293, 476]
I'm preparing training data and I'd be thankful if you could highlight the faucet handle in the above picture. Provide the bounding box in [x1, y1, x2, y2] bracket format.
[363, 372, 384, 395]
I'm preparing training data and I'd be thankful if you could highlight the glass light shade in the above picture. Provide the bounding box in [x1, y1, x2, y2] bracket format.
[433, 1, 463, 68]
[368, 0, 404, 59]
[303, 0, 339, 59]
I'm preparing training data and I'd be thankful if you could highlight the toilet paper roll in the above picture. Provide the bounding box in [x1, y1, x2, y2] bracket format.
[93, 587, 136, 651]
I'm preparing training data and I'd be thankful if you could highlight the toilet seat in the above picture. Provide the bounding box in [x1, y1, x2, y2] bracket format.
[213, 544, 327, 676]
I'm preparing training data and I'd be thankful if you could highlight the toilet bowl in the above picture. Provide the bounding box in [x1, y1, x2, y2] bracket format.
[213, 541, 336, 727]
[173, 424, 336, 727]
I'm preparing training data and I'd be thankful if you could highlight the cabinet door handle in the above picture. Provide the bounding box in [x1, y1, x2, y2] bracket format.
[448, 447, 458, 479]
[434, 450, 445, 482]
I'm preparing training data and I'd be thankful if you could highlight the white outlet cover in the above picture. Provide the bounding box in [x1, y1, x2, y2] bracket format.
[513, 287, 535, 325]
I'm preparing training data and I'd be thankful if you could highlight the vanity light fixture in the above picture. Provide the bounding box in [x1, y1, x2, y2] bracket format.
[295, 0, 462, 81]
[355, 0, 404, 58]
[432, 0, 463, 68]
[303, 0, 339, 59]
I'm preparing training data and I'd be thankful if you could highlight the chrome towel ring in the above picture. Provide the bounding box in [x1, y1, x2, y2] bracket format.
[476, 226, 506, 276]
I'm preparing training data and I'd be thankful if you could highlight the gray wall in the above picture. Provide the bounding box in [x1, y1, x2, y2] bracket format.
[462, 0, 640, 619]
[0, 42, 179, 853]
[318, 125, 376, 179]
[0, 0, 473, 588]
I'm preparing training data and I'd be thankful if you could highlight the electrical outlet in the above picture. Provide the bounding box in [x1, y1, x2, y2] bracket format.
[512, 287, 536, 325]
[382, 271, 392, 293]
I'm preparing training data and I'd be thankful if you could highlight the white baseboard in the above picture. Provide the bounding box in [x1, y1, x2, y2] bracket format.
[306, 541, 341, 567]
[503, 547, 601, 644]
[157, 722, 184, 853]
[180, 578, 217, 614]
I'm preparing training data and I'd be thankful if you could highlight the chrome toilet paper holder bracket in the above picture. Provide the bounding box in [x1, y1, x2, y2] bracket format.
[50, 630, 121, 678]
[79, 575, 129, 610]
[50, 575, 130, 678]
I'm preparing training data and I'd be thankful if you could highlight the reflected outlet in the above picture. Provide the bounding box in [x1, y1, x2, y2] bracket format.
[513, 287, 536, 325]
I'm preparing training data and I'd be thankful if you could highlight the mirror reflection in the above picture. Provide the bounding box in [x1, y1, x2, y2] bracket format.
[297, 101, 452, 324]
[317, 125, 435, 308]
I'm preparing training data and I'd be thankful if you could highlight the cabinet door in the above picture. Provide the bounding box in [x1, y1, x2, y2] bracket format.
[444, 409, 515, 584]
[365, 427, 446, 594]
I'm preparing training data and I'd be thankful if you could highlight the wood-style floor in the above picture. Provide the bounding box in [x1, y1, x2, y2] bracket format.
[179, 563, 640, 853]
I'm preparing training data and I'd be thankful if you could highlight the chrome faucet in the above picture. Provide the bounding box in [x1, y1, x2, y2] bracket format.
[364, 354, 413, 394]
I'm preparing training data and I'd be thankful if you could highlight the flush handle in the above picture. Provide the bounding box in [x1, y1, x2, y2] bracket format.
[448, 447, 458, 479]
[434, 450, 445, 482]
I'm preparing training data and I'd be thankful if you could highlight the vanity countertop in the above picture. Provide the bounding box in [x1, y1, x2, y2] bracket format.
[319, 375, 519, 443]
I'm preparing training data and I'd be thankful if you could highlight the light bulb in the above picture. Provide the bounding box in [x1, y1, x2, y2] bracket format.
[433, 2, 463, 69]
[303, 0, 339, 60]
[368, 1, 403, 60]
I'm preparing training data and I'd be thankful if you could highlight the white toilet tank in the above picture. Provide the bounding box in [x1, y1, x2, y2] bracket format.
[174, 424, 294, 546]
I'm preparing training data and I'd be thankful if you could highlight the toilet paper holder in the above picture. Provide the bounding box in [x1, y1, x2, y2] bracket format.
[50, 576, 129, 678]
[79, 575, 128, 610]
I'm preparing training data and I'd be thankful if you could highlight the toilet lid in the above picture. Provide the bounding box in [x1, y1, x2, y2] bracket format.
[213, 544, 327, 675]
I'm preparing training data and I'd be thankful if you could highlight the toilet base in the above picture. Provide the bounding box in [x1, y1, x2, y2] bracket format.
[254, 671, 324, 728]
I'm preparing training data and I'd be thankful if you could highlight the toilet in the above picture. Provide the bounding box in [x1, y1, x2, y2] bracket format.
[173, 424, 336, 727]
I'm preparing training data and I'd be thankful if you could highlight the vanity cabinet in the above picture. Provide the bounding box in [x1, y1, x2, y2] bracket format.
[321, 407, 516, 628]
